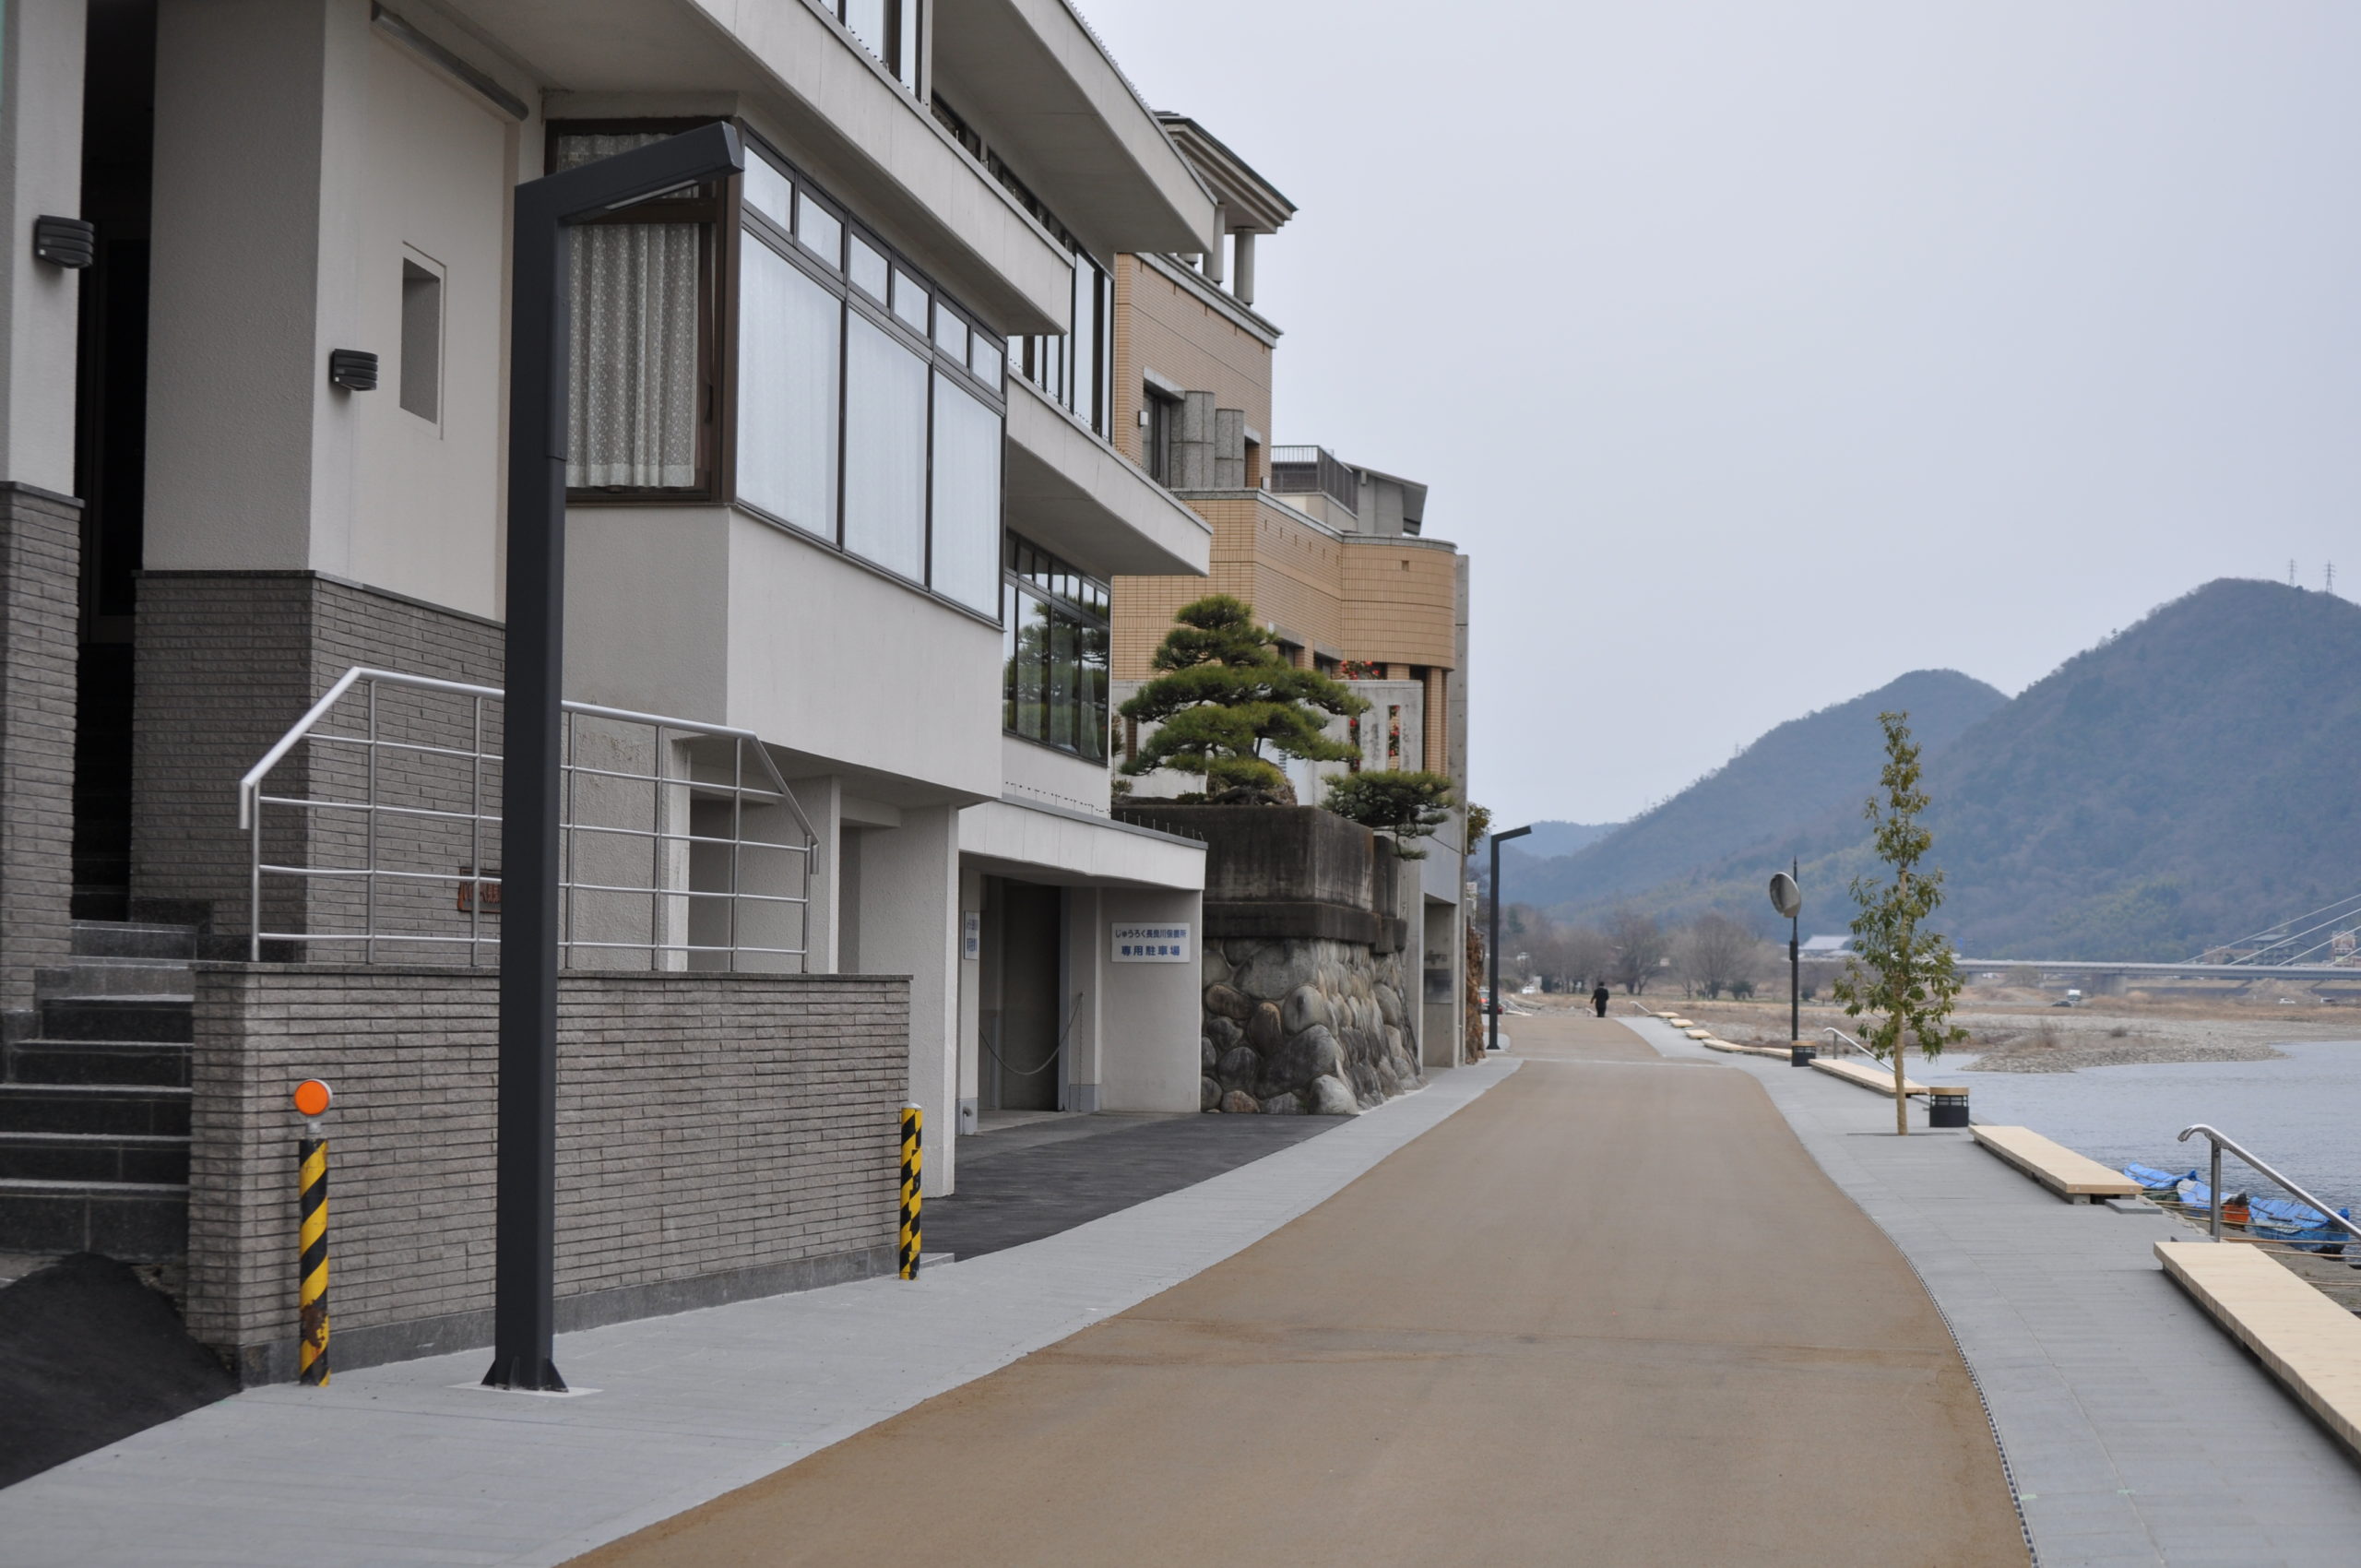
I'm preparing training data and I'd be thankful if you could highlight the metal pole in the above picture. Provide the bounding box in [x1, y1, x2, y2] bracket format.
[2210, 1142, 2223, 1242]
[1488, 835, 1501, 1053]
[1789, 916, 1799, 1041]
[1487, 826, 1531, 1051]
[485, 124, 743, 1395]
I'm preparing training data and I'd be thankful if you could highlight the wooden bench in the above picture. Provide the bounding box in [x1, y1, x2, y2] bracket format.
[1971, 1124, 2140, 1202]
[1683, 1028, 1714, 1040]
[1809, 1057, 1928, 1097]
[1665, 1016, 1695, 1029]
[2158, 1241, 2361, 1458]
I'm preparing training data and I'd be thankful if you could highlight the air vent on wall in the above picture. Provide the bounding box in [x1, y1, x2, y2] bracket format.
[327, 350, 380, 392]
[32, 216, 95, 268]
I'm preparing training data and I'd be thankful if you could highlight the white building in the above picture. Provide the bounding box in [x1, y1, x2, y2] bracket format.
[0, 0, 1234, 1202]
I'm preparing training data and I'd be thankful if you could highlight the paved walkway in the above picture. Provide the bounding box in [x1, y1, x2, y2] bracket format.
[1631, 1014, 2361, 1568]
[574, 1014, 2025, 1567]
[0, 1063, 1512, 1567]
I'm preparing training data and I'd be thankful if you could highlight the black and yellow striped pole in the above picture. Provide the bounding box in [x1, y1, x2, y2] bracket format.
[898, 1104, 922, 1279]
[291, 1078, 334, 1385]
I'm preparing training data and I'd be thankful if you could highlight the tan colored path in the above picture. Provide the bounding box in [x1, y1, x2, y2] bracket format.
[575, 1013, 2024, 1567]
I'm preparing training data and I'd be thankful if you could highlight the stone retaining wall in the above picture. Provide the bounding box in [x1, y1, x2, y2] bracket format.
[1199, 937, 1421, 1114]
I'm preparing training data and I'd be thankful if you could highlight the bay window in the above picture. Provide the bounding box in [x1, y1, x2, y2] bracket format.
[557, 123, 1008, 621]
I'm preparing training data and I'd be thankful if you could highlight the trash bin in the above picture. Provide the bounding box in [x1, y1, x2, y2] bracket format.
[1928, 1086, 1969, 1129]
[1789, 1041, 1816, 1066]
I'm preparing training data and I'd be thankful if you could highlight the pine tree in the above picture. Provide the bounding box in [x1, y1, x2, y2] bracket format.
[1119, 595, 1365, 802]
[1323, 770, 1456, 857]
[1833, 711, 1968, 1134]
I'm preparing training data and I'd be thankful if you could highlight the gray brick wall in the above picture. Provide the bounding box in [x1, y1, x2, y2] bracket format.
[0, 483, 82, 1029]
[186, 966, 908, 1381]
[133, 572, 504, 942]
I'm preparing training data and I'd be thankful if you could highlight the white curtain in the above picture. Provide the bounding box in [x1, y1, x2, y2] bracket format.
[560, 133, 702, 490]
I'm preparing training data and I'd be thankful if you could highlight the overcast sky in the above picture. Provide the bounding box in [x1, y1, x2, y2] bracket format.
[1082, 0, 2361, 826]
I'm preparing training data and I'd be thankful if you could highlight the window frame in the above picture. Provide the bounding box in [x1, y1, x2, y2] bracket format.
[1001, 533, 1110, 762]
[547, 119, 731, 505]
[728, 129, 1007, 616]
[1142, 386, 1179, 486]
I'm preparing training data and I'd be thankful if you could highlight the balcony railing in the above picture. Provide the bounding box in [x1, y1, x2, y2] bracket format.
[238, 667, 818, 970]
[1268, 445, 1358, 513]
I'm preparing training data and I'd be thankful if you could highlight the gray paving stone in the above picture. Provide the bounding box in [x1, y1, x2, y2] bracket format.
[1631, 1017, 2361, 1568]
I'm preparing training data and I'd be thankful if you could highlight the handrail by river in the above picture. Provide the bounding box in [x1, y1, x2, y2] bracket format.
[1821, 1026, 1877, 1061]
[2177, 1123, 2361, 1244]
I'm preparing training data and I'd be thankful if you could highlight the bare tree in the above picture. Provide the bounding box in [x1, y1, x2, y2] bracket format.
[1605, 908, 1668, 994]
[1679, 912, 1762, 1001]
[1565, 925, 1617, 992]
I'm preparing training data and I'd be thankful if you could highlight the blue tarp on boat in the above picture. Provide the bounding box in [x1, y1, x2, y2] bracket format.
[2159, 1174, 2350, 1255]
[2123, 1163, 2193, 1198]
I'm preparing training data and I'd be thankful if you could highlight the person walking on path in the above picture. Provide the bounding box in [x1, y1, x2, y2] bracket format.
[1591, 983, 1611, 1017]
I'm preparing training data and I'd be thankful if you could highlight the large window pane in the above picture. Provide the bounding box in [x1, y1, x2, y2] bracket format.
[1069, 255, 1096, 423]
[1050, 615, 1075, 750]
[844, 0, 887, 61]
[1014, 589, 1048, 741]
[742, 158, 792, 232]
[842, 313, 927, 578]
[849, 235, 888, 302]
[736, 241, 840, 538]
[568, 221, 702, 488]
[794, 196, 841, 268]
[1077, 621, 1109, 762]
[929, 374, 1001, 613]
[1002, 584, 1019, 732]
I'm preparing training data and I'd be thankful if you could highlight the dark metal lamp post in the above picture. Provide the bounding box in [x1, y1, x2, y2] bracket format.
[484, 123, 745, 1394]
[1487, 825, 1531, 1051]
[1769, 865, 1806, 1066]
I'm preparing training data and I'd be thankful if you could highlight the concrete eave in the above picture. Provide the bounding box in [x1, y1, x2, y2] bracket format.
[1005, 377, 1212, 579]
[473, 0, 1074, 334]
[1136, 251, 1280, 345]
[930, 0, 1216, 260]
[1155, 114, 1296, 234]
[1341, 530, 1460, 557]
[959, 796, 1208, 891]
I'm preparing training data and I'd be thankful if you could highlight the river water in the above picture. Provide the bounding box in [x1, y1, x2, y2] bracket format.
[1950, 1040, 2361, 1213]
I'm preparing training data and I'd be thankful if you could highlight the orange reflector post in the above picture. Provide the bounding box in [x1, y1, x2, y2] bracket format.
[291, 1079, 333, 1119]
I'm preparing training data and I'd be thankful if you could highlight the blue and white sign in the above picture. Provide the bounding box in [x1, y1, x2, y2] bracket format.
[1111, 922, 1192, 963]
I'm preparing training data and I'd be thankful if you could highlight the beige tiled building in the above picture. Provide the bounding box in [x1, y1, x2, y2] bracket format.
[1105, 113, 1474, 1057]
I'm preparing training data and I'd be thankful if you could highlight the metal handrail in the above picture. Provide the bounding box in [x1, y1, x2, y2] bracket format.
[1821, 1026, 1877, 1060]
[240, 666, 819, 968]
[237, 667, 817, 845]
[2176, 1123, 2361, 1244]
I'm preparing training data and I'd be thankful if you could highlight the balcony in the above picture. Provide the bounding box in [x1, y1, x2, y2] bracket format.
[1269, 445, 1358, 514]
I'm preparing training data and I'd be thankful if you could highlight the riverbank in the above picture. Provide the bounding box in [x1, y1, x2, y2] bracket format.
[1552, 992, 2344, 1074]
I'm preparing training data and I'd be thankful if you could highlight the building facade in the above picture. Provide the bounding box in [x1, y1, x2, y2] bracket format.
[1104, 117, 1476, 1068]
[2, 0, 1253, 1274]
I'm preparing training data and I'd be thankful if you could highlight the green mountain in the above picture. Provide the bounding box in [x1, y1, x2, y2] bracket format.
[1500, 820, 1618, 873]
[1507, 669, 2006, 914]
[1533, 579, 2361, 961]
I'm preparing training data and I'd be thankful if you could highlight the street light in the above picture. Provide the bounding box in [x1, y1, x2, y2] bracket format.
[1769, 863, 1806, 1066]
[485, 123, 746, 1395]
[1487, 825, 1531, 1051]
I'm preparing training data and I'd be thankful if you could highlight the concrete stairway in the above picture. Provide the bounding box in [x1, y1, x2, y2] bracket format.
[0, 921, 196, 1261]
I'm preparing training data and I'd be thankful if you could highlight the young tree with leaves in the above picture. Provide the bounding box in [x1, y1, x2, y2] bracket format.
[1118, 595, 1364, 802]
[1833, 710, 1968, 1134]
[1323, 769, 1455, 857]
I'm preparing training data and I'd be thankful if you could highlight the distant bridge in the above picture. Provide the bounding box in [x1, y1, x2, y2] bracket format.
[1953, 958, 2359, 984]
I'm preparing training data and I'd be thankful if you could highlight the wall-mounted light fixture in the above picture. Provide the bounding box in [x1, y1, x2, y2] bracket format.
[327, 349, 380, 392]
[33, 216, 95, 268]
